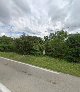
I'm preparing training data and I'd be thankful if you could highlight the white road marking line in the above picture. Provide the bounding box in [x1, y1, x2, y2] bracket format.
[0, 57, 60, 74]
[0, 83, 11, 92]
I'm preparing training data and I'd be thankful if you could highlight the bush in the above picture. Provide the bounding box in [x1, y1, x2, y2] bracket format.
[65, 34, 80, 63]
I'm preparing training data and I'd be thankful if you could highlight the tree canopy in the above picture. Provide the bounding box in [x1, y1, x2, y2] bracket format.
[0, 31, 80, 63]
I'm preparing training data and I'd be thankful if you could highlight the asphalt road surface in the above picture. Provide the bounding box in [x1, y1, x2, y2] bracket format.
[0, 57, 80, 92]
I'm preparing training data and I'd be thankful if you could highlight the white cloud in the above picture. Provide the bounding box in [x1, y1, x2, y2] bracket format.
[0, 0, 80, 37]
[1, 33, 6, 36]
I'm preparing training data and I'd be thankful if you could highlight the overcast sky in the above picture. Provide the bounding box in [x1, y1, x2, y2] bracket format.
[0, 0, 80, 37]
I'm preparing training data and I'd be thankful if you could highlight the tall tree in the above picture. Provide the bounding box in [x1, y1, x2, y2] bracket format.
[65, 33, 80, 63]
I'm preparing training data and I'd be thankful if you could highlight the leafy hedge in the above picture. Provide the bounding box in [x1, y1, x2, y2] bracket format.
[0, 31, 80, 63]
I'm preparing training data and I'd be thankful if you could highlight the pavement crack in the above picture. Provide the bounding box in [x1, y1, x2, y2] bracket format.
[49, 80, 57, 85]
[22, 71, 27, 74]
[4, 63, 8, 66]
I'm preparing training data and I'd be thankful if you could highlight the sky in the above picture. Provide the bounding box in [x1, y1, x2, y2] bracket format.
[0, 0, 80, 38]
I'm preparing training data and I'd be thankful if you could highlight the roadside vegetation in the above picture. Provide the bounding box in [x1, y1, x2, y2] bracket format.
[0, 52, 80, 77]
[0, 30, 80, 77]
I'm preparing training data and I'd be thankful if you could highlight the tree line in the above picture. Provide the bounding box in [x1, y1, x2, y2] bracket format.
[0, 30, 80, 63]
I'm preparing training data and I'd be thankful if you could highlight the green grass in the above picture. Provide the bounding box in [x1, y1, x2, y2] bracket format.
[0, 52, 80, 77]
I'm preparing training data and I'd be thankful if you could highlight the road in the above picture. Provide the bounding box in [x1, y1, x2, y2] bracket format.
[0, 57, 80, 92]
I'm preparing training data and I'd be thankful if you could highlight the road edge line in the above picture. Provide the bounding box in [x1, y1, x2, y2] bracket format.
[0, 83, 11, 92]
[0, 57, 60, 74]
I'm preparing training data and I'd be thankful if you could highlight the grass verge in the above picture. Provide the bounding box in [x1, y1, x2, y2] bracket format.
[0, 52, 80, 77]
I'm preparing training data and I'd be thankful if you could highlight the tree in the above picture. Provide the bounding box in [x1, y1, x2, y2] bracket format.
[65, 33, 80, 63]
[45, 30, 68, 58]
[0, 36, 14, 52]
[15, 34, 44, 55]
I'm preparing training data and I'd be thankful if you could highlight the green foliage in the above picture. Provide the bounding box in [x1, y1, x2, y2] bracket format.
[45, 30, 80, 63]
[65, 33, 80, 63]
[0, 36, 14, 52]
[45, 30, 68, 58]
[0, 52, 80, 77]
[0, 30, 80, 63]
[0, 35, 44, 55]
[14, 34, 44, 55]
